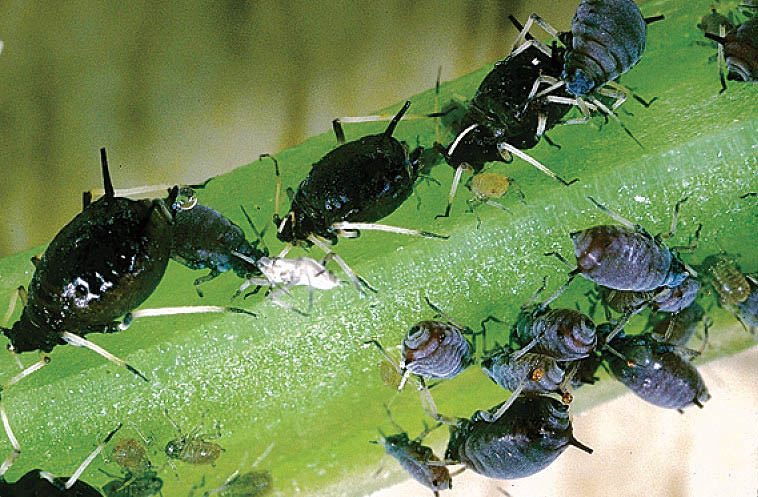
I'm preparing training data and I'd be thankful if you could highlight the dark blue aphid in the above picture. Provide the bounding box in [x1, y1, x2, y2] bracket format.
[445, 395, 593, 480]
[375, 431, 452, 496]
[738, 279, 758, 332]
[604, 332, 710, 410]
[171, 198, 267, 297]
[513, 306, 597, 361]
[563, 0, 647, 96]
[481, 349, 568, 395]
[401, 320, 474, 381]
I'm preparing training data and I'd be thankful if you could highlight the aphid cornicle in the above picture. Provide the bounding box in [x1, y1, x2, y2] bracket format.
[269, 102, 444, 292]
[171, 197, 267, 297]
[444, 395, 593, 480]
[603, 332, 711, 410]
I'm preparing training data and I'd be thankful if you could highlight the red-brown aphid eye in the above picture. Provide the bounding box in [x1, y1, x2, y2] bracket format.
[562, 392, 574, 404]
[532, 368, 545, 381]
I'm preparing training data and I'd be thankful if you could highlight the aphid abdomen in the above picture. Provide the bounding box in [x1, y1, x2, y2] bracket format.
[291, 135, 413, 240]
[402, 321, 473, 379]
[652, 277, 701, 313]
[525, 309, 597, 360]
[737, 283, 758, 329]
[482, 351, 565, 394]
[571, 225, 676, 292]
[564, 0, 646, 95]
[383, 434, 451, 494]
[705, 255, 751, 305]
[446, 396, 587, 479]
[726, 18, 758, 81]
[608, 336, 710, 409]
[650, 301, 705, 347]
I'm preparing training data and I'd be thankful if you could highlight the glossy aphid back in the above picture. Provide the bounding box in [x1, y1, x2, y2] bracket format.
[563, 0, 646, 95]
[401, 320, 473, 379]
[380, 433, 452, 495]
[445, 395, 592, 480]
[570, 225, 688, 292]
[606, 333, 710, 410]
[0, 471, 104, 497]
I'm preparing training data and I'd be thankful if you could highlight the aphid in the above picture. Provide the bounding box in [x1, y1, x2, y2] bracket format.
[164, 409, 224, 466]
[171, 193, 268, 297]
[649, 301, 707, 347]
[232, 254, 341, 316]
[372, 408, 452, 497]
[603, 332, 711, 410]
[737, 279, 758, 332]
[101, 470, 163, 497]
[547, 196, 697, 296]
[444, 395, 593, 480]
[588, 285, 654, 320]
[188, 444, 274, 497]
[367, 297, 478, 391]
[268, 102, 445, 293]
[435, 23, 577, 218]
[0, 415, 120, 497]
[699, 254, 752, 306]
[480, 348, 575, 420]
[697, 6, 736, 38]
[464, 173, 524, 226]
[0, 149, 254, 388]
[592, 275, 701, 321]
[704, 16, 758, 91]
[110, 438, 150, 475]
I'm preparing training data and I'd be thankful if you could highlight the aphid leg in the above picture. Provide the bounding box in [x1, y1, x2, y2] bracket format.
[530, 75, 565, 100]
[479, 316, 504, 355]
[120, 306, 256, 331]
[268, 284, 310, 317]
[497, 141, 578, 186]
[3, 353, 50, 388]
[603, 80, 658, 108]
[308, 235, 377, 294]
[659, 196, 690, 239]
[604, 313, 632, 345]
[240, 205, 270, 256]
[418, 379, 457, 426]
[588, 97, 644, 148]
[510, 38, 553, 59]
[698, 317, 712, 355]
[332, 221, 448, 240]
[511, 13, 559, 54]
[332, 101, 445, 139]
[434, 66, 442, 143]
[544, 251, 574, 269]
[595, 86, 628, 112]
[480, 380, 527, 422]
[64, 424, 122, 490]
[586, 196, 638, 229]
[718, 24, 727, 93]
[0, 399, 21, 477]
[192, 269, 222, 298]
[558, 362, 579, 404]
[259, 154, 283, 221]
[437, 164, 467, 219]
[60, 332, 148, 382]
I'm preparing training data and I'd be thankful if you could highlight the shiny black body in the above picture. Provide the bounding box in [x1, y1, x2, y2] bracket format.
[442, 43, 572, 171]
[562, 0, 647, 96]
[570, 224, 689, 292]
[512, 305, 597, 360]
[605, 332, 710, 410]
[0, 470, 103, 496]
[172, 203, 266, 296]
[2, 150, 175, 353]
[445, 395, 591, 479]
[275, 102, 419, 244]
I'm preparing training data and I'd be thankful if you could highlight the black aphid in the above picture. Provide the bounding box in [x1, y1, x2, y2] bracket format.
[171, 196, 267, 297]
[268, 102, 445, 292]
[445, 395, 593, 480]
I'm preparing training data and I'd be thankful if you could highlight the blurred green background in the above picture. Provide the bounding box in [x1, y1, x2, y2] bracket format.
[0, 0, 584, 257]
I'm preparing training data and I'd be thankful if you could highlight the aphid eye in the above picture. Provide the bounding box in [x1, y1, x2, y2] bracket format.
[627, 359, 637, 368]
[562, 392, 573, 404]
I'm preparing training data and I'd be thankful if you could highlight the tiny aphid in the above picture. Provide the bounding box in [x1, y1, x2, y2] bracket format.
[372, 408, 452, 497]
[164, 410, 224, 466]
[445, 395, 593, 480]
[110, 438, 150, 475]
[699, 254, 752, 306]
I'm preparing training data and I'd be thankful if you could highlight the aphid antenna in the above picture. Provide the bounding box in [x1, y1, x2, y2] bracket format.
[0, 399, 20, 477]
[259, 154, 282, 222]
[603, 313, 631, 345]
[644, 14, 665, 24]
[418, 379, 458, 426]
[739, 192, 758, 199]
[64, 423, 122, 490]
[497, 141, 578, 186]
[364, 339, 403, 376]
[239, 205, 270, 255]
[586, 196, 637, 229]
[384, 101, 411, 138]
[331, 221, 448, 239]
[587, 96, 644, 148]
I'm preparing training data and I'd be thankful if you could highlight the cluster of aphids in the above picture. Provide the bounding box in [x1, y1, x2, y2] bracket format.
[0, 0, 755, 495]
